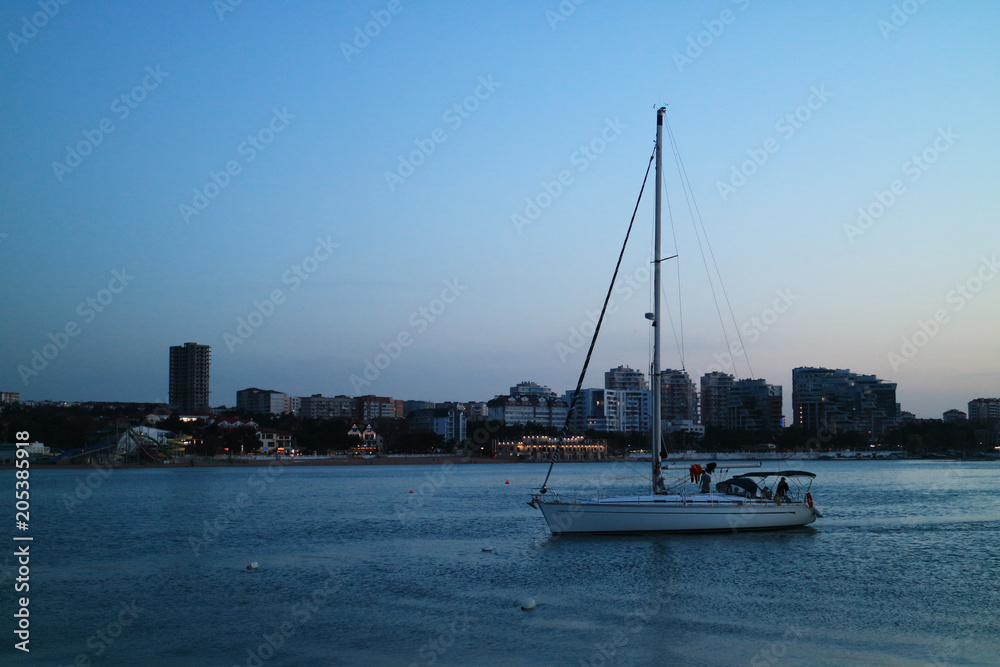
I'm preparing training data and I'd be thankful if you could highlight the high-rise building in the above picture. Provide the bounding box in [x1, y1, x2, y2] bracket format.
[660, 369, 699, 423]
[169, 342, 210, 411]
[464, 402, 488, 420]
[299, 394, 354, 419]
[727, 379, 783, 430]
[509, 381, 557, 398]
[357, 395, 400, 421]
[792, 367, 897, 439]
[236, 388, 287, 415]
[700, 372, 734, 428]
[566, 388, 610, 431]
[407, 407, 467, 442]
[487, 394, 568, 428]
[566, 388, 651, 433]
[968, 398, 1000, 421]
[605, 366, 648, 391]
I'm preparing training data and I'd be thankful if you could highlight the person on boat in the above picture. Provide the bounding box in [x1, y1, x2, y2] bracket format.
[699, 462, 717, 493]
[775, 477, 790, 500]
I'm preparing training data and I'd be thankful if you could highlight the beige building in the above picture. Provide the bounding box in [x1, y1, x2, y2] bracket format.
[494, 435, 606, 461]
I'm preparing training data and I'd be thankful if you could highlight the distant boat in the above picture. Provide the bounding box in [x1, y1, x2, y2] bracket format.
[529, 107, 821, 534]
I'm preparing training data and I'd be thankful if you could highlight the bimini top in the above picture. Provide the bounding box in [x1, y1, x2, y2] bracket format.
[734, 470, 817, 479]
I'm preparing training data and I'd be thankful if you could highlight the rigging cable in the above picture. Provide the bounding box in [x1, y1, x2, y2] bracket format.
[539, 148, 655, 494]
[662, 111, 755, 379]
[658, 168, 685, 369]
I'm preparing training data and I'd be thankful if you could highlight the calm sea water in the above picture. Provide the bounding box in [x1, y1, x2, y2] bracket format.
[3, 460, 999, 666]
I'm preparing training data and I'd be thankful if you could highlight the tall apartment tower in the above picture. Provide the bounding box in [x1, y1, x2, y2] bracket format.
[605, 365, 648, 391]
[700, 372, 734, 428]
[660, 369, 699, 423]
[728, 379, 783, 430]
[792, 367, 897, 439]
[169, 342, 211, 411]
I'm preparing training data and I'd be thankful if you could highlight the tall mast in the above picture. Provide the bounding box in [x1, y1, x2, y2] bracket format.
[651, 107, 665, 493]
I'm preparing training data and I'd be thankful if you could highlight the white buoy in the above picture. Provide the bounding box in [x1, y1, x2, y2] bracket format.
[520, 598, 535, 611]
[246, 562, 259, 570]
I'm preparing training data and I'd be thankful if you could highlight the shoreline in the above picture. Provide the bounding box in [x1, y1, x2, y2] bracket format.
[6, 452, 996, 470]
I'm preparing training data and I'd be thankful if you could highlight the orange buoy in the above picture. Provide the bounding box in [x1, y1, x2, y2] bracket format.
[409, 490, 414, 493]
[505, 480, 510, 484]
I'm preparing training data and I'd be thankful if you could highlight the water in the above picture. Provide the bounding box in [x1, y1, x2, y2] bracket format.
[4, 460, 999, 666]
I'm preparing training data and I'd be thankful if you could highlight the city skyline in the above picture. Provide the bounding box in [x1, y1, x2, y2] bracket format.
[3, 2, 998, 419]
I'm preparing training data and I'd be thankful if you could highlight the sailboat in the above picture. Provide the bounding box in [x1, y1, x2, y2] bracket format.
[529, 107, 821, 534]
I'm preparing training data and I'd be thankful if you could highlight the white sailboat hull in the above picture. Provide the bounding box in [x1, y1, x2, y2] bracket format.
[534, 494, 818, 534]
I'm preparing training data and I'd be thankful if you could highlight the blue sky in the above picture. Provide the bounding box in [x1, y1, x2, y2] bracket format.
[2, 0, 998, 419]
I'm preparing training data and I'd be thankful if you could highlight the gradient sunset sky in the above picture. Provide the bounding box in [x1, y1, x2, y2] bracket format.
[2, 0, 998, 419]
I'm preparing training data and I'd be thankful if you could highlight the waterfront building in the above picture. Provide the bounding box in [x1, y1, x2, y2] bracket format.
[357, 395, 402, 421]
[792, 367, 898, 439]
[700, 372, 734, 429]
[493, 435, 606, 461]
[284, 396, 301, 416]
[404, 400, 436, 416]
[943, 409, 967, 422]
[257, 427, 293, 454]
[727, 379, 783, 430]
[660, 369, 699, 423]
[347, 423, 380, 454]
[968, 398, 1000, 421]
[464, 401, 488, 420]
[1, 392, 20, 404]
[299, 394, 355, 420]
[605, 365, 648, 391]
[487, 394, 569, 428]
[169, 342, 210, 411]
[565, 388, 650, 433]
[407, 407, 467, 442]
[236, 388, 287, 415]
[665, 419, 705, 439]
[509, 381, 558, 398]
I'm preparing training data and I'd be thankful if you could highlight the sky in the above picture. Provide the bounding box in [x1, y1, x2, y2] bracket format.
[2, 0, 998, 420]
